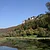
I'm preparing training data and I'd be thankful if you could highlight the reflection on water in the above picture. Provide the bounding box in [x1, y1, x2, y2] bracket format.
[0, 46, 18, 50]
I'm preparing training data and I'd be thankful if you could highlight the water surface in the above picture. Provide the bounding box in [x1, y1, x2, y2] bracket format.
[0, 46, 18, 50]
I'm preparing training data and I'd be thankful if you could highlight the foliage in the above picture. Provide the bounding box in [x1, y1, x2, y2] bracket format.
[46, 2, 50, 11]
[0, 13, 50, 37]
[5, 38, 50, 50]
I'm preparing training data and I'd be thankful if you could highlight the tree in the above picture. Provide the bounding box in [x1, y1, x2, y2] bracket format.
[46, 2, 50, 12]
[37, 28, 47, 37]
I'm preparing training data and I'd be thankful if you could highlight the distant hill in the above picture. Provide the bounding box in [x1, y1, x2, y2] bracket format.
[0, 13, 50, 37]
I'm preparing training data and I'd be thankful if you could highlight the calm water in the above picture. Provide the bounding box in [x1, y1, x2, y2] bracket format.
[0, 46, 18, 50]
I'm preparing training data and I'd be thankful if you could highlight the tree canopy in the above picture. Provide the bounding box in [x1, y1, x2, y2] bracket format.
[46, 2, 50, 12]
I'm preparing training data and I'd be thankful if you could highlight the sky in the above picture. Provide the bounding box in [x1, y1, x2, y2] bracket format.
[0, 0, 50, 28]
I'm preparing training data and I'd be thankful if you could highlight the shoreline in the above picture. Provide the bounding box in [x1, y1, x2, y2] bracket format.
[0, 37, 50, 50]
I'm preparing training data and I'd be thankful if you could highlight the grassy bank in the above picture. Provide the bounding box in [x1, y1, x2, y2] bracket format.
[0, 37, 50, 50]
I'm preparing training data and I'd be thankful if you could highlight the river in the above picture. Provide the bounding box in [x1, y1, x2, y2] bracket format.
[0, 46, 18, 50]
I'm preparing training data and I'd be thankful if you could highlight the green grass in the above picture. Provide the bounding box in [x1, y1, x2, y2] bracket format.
[0, 37, 50, 50]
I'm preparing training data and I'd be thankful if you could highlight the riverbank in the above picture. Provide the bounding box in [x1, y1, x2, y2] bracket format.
[0, 37, 50, 50]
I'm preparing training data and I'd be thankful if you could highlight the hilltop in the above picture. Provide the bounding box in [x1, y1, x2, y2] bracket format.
[0, 13, 50, 37]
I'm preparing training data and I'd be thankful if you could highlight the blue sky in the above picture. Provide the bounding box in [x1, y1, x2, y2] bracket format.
[0, 0, 50, 28]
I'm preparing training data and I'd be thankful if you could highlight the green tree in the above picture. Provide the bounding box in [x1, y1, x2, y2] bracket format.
[46, 2, 50, 12]
[37, 28, 47, 37]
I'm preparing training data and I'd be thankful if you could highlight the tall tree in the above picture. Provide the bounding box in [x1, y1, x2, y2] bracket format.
[46, 2, 50, 12]
[46, 2, 50, 23]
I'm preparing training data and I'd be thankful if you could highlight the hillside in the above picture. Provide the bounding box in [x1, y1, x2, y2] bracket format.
[0, 13, 50, 37]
